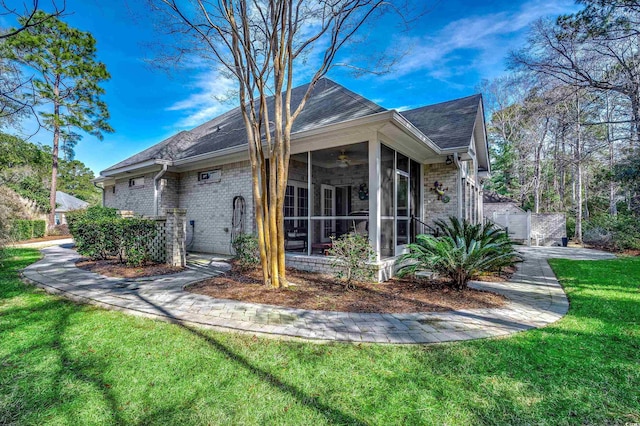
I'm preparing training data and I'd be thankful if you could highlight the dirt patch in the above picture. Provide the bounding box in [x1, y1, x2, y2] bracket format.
[76, 258, 184, 278]
[187, 263, 507, 313]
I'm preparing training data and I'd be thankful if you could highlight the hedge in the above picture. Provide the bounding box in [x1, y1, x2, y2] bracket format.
[70, 215, 158, 266]
[10, 219, 47, 241]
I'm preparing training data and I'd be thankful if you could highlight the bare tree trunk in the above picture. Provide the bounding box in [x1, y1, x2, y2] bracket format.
[574, 95, 583, 244]
[608, 122, 617, 216]
[533, 118, 549, 214]
[47, 76, 61, 232]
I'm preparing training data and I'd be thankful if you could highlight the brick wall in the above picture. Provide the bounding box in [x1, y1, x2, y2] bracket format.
[159, 172, 180, 215]
[423, 163, 458, 225]
[285, 253, 396, 282]
[179, 160, 254, 254]
[103, 172, 156, 216]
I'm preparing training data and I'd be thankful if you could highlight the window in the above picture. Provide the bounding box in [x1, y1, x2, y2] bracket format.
[284, 180, 309, 229]
[129, 177, 144, 187]
[198, 169, 221, 182]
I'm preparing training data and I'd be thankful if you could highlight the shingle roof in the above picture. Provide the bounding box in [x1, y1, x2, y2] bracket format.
[400, 94, 482, 150]
[55, 191, 89, 212]
[102, 79, 483, 174]
[103, 78, 386, 172]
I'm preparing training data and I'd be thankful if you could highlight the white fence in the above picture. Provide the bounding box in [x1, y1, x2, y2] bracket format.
[492, 211, 531, 244]
[489, 211, 566, 246]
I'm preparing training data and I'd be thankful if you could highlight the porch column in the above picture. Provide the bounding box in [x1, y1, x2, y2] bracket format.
[368, 135, 381, 261]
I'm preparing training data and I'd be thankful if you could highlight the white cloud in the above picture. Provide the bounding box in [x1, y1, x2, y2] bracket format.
[167, 71, 238, 128]
[386, 0, 577, 80]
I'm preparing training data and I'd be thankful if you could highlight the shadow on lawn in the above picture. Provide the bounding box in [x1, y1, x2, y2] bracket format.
[130, 292, 367, 426]
[0, 296, 126, 425]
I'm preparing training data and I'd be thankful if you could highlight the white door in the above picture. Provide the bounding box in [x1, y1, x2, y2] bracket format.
[321, 184, 335, 242]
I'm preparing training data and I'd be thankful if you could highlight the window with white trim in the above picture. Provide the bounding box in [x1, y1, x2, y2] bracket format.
[284, 180, 309, 230]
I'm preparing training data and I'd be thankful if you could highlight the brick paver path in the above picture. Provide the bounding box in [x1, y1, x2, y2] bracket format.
[22, 245, 614, 344]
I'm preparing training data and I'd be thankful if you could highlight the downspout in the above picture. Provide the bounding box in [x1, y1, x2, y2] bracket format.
[153, 164, 169, 216]
[453, 153, 463, 220]
[93, 182, 104, 206]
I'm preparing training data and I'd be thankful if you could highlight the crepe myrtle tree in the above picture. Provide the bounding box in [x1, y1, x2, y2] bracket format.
[3, 11, 112, 231]
[152, 0, 412, 288]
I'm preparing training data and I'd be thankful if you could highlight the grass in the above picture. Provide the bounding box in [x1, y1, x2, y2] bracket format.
[1, 248, 639, 425]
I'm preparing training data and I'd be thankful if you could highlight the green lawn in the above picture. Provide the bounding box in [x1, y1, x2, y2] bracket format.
[1, 248, 639, 425]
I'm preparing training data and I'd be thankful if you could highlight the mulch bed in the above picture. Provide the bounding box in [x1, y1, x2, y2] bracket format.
[76, 258, 184, 278]
[186, 263, 507, 313]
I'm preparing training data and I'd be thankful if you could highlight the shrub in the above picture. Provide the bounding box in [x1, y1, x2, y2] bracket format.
[232, 233, 260, 270]
[584, 214, 640, 251]
[566, 216, 576, 240]
[10, 220, 33, 241]
[398, 217, 523, 290]
[49, 224, 70, 236]
[70, 216, 157, 266]
[122, 219, 157, 266]
[328, 232, 375, 289]
[32, 220, 46, 238]
[67, 206, 117, 234]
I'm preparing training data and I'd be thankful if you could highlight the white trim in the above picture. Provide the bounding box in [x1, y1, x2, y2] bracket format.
[368, 136, 381, 261]
[320, 184, 336, 242]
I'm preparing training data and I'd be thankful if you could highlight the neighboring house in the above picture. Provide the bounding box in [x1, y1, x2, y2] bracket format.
[95, 78, 490, 280]
[55, 191, 89, 225]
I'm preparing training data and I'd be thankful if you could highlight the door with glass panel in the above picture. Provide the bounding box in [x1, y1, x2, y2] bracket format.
[396, 171, 410, 251]
[320, 184, 335, 242]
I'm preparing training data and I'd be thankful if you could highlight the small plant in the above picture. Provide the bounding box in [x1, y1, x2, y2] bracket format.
[328, 233, 375, 289]
[398, 217, 522, 290]
[232, 233, 260, 270]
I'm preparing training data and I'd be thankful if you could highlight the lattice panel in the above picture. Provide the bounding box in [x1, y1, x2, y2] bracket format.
[151, 220, 167, 263]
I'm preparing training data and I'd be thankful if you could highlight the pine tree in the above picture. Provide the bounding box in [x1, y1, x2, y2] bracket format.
[3, 11, 112, 230]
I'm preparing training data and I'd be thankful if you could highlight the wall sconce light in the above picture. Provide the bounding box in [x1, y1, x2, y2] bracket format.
[445, 155, 454, 165]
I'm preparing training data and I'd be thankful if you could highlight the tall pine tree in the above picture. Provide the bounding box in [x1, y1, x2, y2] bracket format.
[3, 11, 112, 229]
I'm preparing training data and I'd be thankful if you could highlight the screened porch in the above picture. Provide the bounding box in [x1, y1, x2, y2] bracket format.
[284, 140, 422, 260]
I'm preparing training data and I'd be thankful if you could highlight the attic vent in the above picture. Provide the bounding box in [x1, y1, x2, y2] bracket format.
[198, 169, 221, 183]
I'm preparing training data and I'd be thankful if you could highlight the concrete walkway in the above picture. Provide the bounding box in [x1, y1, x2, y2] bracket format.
[10, 237, 73, 249]
[21, 245, 614, 344]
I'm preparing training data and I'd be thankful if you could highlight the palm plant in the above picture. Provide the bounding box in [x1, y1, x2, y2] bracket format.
[398, 217, 523, 290]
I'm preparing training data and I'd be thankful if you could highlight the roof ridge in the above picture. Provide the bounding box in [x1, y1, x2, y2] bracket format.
[403, 93, 481, 113]
[323, 78, 386, 113]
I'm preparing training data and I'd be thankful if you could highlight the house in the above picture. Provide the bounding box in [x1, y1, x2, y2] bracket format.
[54, 191, 89, 225]
[95, 78, 489, 280]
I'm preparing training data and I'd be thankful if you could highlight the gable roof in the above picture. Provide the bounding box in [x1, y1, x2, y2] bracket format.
[104, 78, 386, 172]
[55, 191, 89, 212]
[101, 78, 485, 175]
[483, 191, 517, 204]
[400, 94, 482, 150]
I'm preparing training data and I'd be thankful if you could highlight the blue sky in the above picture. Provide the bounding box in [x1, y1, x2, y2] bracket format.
[4, 0, 578, 175]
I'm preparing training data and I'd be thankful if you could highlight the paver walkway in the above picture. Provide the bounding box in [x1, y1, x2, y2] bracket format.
[22, 244, 614, 344]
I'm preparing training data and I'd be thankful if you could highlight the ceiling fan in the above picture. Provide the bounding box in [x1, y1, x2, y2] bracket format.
[337, 150, 350, 168]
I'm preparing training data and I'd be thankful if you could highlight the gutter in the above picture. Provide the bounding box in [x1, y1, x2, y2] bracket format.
[453, 153, 463, 220]
[153, 164, 168, 216]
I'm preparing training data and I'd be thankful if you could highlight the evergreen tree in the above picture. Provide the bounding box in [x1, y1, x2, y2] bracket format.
[3, 11, 112, 230]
